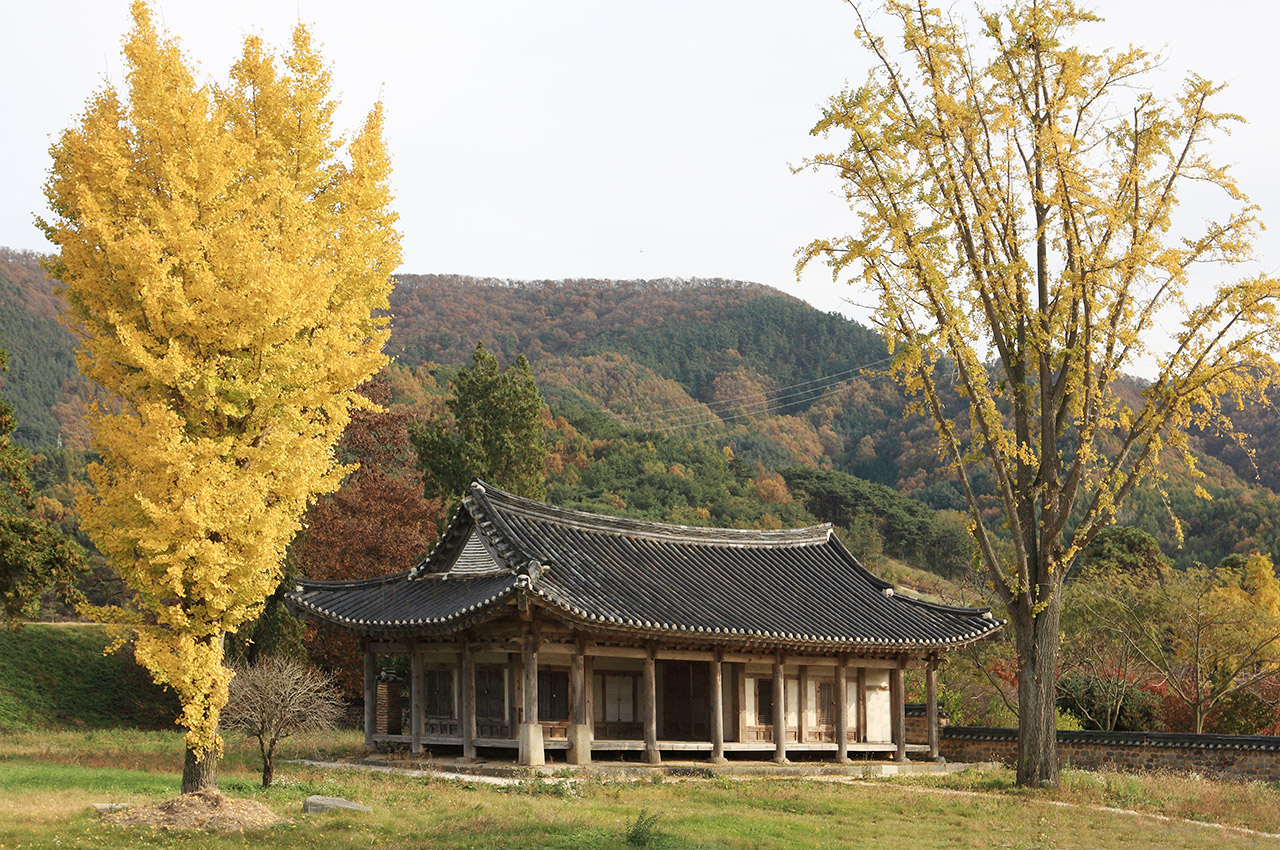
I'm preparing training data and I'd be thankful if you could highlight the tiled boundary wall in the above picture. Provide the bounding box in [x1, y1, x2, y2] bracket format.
[941, 727, 1280, 782]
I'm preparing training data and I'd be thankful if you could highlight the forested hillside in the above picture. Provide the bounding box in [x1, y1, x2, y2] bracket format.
[3, 252, 1280, 575]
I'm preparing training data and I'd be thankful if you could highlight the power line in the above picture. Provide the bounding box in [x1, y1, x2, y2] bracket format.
[622, 351, 898, 433]
[628, 364, 870, 423]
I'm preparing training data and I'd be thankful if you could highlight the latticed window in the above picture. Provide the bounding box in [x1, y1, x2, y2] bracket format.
[476, 667, 505, 720]
[817, 681, 837, 726]
[756, 678, 774, 726]
[538, 669, 570, 721]
[425, 669, 454, 718]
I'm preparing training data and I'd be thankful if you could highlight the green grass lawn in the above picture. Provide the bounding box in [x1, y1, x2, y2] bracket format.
[0, 624, 178, 731]
[1, 730, 1278, 849]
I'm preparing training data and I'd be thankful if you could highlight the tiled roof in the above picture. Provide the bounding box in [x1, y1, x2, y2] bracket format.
[287, 481, 1003, 651]
[945, 727, 1280, 752]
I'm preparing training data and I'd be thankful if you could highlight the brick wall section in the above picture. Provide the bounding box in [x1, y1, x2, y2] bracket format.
[941, 727, 1280, 782]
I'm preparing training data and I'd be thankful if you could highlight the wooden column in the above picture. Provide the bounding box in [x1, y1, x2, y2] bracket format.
[519, 632, 544, 766]
[363, 640, 377, 750]
[710, 650, 726, 764]
[835, 659, 850, 764]
[856, 667, 868, 742]
[585, 655, 595, 738]
[772, 656, 787, 764]
[798, 664, 809, 743]
[568, 641, 591, 765]
[926, 656, 940, 762]
[461, 642, 476, 761]
[410, 640, 424, 754]
[523, 638, 539, 725]
[736, 662, 748, 743]
[643, 645, 660, 764]
[891, 659, 907, 763]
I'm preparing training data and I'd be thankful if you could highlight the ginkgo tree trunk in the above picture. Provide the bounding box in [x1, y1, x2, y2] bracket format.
[801, 0, 1280, 786]
[41, 1, 400, 793]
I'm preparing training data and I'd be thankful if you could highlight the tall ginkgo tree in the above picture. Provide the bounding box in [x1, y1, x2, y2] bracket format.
[41, 2, 400, 792]
[801, 0, 1280, 786]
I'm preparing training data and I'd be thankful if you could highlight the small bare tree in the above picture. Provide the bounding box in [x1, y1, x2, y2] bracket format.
[222, 656, 345, 788]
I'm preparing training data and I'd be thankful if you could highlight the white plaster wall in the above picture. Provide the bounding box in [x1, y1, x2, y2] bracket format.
[721, 668, 735, 739]
[865, 669, 891, 742]
[786, 677, 799, 728]
[805, 678, 818, 730]
[846, 678, 858, 733]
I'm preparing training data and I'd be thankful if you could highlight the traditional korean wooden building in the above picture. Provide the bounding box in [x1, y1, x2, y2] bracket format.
[287, 481, 1001, 766]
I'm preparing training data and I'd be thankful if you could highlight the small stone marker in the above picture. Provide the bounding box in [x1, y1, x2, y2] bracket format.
[302, 795, 372, 814]
[92, 803, 133, 814]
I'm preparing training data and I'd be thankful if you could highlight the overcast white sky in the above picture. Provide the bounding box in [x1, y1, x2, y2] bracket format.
[2, 1, 1276, 322]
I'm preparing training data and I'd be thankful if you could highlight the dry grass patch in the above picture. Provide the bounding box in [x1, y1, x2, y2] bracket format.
[892, 765, 1280, 836]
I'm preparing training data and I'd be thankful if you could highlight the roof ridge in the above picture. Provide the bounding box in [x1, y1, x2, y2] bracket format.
[470, 479, 833, 546]
[296, 570, 413, 590]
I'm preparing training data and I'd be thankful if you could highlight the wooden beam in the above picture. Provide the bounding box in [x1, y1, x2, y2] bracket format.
[711, 650, 726, 764]
[363, 640, 377, 750]
[642, 646, 659, 764]
[568, 640, 591, 765]
[370, 642, 410, 654]
[523, 636, 539, 727]
[772, 656, 787, 764]
[519, 631, 544, 766]
[835, 660, 850, 763]
[798, 664, 809, 744]
[926, 657, 940, 762]
[891, 661, 907, 764]
[856, 667, 867, 743]
[410, 640, 424, 755]
[585, 655, 595, 738]
[736, 661, 747, 743]
[461, 642, 476, 762]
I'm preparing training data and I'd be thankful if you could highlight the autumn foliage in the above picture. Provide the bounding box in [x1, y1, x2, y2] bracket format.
[40, 2, 399, 787]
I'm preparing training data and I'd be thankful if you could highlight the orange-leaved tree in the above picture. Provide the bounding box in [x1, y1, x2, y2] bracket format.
[800, 0, 1280, 786]
[40, 1, 400, 792]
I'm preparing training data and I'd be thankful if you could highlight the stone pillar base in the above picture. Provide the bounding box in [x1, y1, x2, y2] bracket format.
[645, 747, 662, 765]
[710, 756, 728, 766]
[773, 756, 790, 765]
[518, 723, 545, 766]
[567, 723, 592, 765]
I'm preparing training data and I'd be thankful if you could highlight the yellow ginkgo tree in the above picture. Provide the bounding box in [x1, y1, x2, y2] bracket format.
[41, 1, 399, 792]
[800, 0, 1280, 786]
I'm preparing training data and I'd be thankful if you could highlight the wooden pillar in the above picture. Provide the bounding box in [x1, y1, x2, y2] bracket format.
[710, 650, 726, 764]
[891, 659, 907, 763]
[772, 656, 787, 764]
[835, 659, 850, 764]
[736, 662, 748, 743]
[798, 664, 809, 743]
[856, 667, 868, 743]
[519, 632, 544, 766]
[585, 655, 595, 739]
[926, 656, 940, 762]
[410, 640, 424, 754]
[461, 642, 476, 761]
[568, 641, 591, 765]
[363, 640, 377, 750]
[643, 645, 660, 764]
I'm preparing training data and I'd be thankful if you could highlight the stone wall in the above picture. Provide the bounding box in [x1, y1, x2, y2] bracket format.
[903, 703, 948, 744]
[942, 727, 1280, 782]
